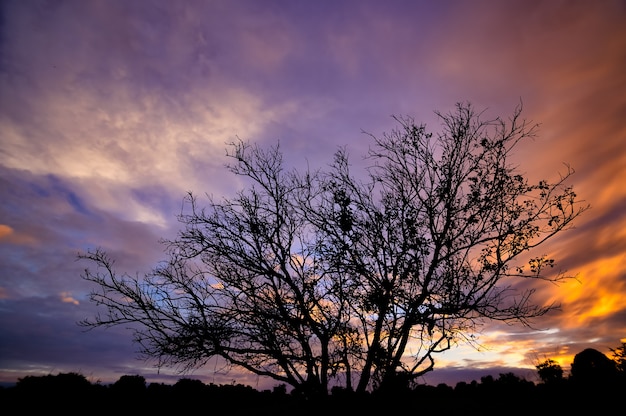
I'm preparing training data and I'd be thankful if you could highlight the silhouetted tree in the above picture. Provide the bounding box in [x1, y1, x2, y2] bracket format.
[570, 348, 618, 384]
[536, 358, 564, 384]
[80, 102, 588, 397]
[480, 374, 495, 386]
[608, 341, 626, 374]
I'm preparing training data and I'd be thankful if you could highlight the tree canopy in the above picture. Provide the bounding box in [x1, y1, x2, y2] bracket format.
[80, 102, 589, 396]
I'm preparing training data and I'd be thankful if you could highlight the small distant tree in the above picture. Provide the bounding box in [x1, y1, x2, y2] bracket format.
[111, 375, 146, 395]
[173, 378, 206, 396]
[80, 102, 588, 397]
[480, 375, 495, 386]
[492, 372, 535, 393]
[536, 358, 564, 384]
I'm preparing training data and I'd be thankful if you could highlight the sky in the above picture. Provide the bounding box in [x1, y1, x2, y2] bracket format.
[1, 0, 625, 390]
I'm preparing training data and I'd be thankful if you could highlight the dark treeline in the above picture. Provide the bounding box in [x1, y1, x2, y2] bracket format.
[2, 345, 624, 415]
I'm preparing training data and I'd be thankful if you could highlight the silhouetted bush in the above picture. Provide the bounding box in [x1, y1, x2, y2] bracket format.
[111, 374, 146, 393]
[173, 377, 205, 393]
[7, 372, 102, 413]
[16, 372, 92, 394]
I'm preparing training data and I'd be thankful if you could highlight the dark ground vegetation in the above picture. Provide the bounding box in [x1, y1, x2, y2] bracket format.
[2, 345, 624, 415]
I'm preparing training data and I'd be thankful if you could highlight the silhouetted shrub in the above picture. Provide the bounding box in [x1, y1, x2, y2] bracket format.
[172, 377, 207, 399]
[113, 374, 145, 390]
[16, 372, 92, 393]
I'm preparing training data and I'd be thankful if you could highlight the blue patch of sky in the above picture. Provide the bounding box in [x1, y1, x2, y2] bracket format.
[131, 186, 180, 219]
[45, 174, 92, 216]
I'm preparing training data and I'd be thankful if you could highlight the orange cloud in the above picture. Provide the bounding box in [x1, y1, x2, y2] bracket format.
[60, 292, 80, 306]
[0, 224, 11, 239]
[554, 256, 626, 327]
[0, 224, 37, 245]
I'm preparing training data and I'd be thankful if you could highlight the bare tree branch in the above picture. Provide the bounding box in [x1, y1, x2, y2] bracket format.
[79, 102, 589, 397]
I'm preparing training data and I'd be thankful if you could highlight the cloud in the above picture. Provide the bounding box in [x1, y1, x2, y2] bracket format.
[420, 365, 539, 386]
[0, 166, 168, 300]
[0, 1, 312, 226]
[60, 292, 80, 306]
[0, 224, 37, 245]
